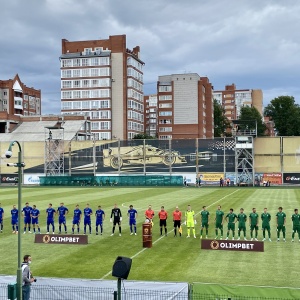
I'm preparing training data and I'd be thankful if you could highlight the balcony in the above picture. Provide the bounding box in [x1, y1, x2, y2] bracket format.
[14, 96, 23, 110]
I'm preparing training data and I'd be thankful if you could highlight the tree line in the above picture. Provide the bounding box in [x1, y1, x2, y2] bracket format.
[214, 96, 299, 137]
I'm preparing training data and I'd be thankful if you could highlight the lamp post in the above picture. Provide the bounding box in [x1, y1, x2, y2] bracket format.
[6, 141, 25, 300]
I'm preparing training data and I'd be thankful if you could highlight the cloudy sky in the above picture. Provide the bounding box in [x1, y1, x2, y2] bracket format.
[1, 0, 299, 114]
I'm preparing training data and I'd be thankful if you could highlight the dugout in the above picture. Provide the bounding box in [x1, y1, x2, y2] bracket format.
[39, 175, 183, 187]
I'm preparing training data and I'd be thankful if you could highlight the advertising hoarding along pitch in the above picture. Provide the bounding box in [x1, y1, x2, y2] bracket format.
[201, 239, 264, 252]
[283, 173, 300, 184]
[35, 234, 88, 245]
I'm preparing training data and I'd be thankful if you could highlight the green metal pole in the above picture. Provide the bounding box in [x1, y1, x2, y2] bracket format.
[117, 278, 121, 300]
[17, 150, 22, 300]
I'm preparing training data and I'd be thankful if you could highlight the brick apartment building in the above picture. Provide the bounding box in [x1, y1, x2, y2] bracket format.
[60, 35, 144, 140]
[213, 83, 263, 121]
[0, 74, 41, 133]
[156, 73, 214, 139]
[144, 94, 158, 137]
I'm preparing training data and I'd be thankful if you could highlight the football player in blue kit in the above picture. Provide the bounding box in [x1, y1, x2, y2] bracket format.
[46, 203, 56, 234]
[22, 202, 32, 234]
[57, 202, 69, 234]
[127, 205, 138, 235]
[30, 205, 41, 234]
[72, 204, 82, 234]
[83, 203, 93, 234]
[95, 206, 105, 235]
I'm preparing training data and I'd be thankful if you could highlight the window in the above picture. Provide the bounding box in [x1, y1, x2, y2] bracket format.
[62, 70, 72, 78]
[84, 48, 92, 54]
[82, 101, 90, 109]
[73, 80, 81, 88]
[62, 81, 72, 88]
[62, 59, 72, 67]
[73, 91, 81, 98]
[99, 78, 110, 87]
[82, 58, 89, 66]
[159, 135, 172, 140]
[91, 122, 99, 130]
[100, 67, 110, 76]
[99, 132, 111, 140]
[91, 112, 99, 119]
[100, 121, 111, 130]
[62, 91, 72, 99]
[82, 69, 90, 77]
[73, 101, 81, 109]
[82, 80, 89, 88]
[159, 95, 172, 101]
[159, 111, 172, 116]
[159, 103, 172, 108]
[92, 80, 99, 87]
[100, 89, 110, 98]
[159, 127, 172, 132]
[99, 100, 110, 108]
[159, 86, 172, 92]
[4, 91, 7, 96]
[91, 90, 99, 98]
[62, 101, 72, 109]
[73, 59, 81, 67]
[91, 58, 99, 66]
[159, 119, 172, 124]
[99, 110, 110, 119]
[91, 101, 99, 109]
[91, 68, 99, 77]
[82, 90, 90, 98]
[73, 69, 80, 77]
[100, 57, 109, 65]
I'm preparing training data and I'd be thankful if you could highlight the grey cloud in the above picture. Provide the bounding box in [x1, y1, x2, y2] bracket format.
[0, 0, 299, 114]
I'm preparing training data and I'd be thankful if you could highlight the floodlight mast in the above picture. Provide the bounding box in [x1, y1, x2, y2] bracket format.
[6, 140, 25, 300]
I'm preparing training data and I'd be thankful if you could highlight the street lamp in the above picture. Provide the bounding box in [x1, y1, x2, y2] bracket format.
[6, 141, 25, 300]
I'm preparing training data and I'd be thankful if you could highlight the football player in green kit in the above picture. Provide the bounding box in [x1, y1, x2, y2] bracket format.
[291, 208, 300, 242]
[225, 208, 237, 240]
[237, 208, 247, 240]
[261, 208, 271, 242]
[249, 208, 259, 241]
[214, 205, 224, 240]
[200, 206, 210, 239]
[276, 206, 286, 242]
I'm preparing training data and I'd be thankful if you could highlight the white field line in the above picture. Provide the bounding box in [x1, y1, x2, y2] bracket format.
[101, 189, 240, 279]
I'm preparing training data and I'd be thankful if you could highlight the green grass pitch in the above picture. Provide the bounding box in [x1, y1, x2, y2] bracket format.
[0, 186, 299, 293]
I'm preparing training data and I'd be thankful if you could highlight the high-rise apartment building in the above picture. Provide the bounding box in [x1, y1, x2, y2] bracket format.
[144, 94, 158, 137]
[0, 74, 41, 132]
[157, 73, 214, 139]
[213, 84, 263, 121]
[60, 35, 144, 140]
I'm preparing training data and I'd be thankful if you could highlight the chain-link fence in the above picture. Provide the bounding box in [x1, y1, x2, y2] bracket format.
[0, 283, 297, 300]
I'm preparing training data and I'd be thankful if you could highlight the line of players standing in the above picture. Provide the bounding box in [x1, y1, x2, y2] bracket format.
[1, 202, 299, 242]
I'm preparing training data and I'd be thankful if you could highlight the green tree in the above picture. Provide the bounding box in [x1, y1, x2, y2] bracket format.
[264, 96, 300, 136]
[213, 99, 231, 137]
[239, 106, 266, 136]
[133, 133, 155, 139]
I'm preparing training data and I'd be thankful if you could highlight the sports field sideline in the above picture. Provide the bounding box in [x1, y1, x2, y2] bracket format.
[0, 186, 299, 293]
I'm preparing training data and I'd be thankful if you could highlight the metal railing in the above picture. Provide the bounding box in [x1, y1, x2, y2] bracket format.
[0, 284, 296, 300]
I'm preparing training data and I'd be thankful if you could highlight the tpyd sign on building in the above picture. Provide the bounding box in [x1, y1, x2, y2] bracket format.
[201, 239, 264, 252]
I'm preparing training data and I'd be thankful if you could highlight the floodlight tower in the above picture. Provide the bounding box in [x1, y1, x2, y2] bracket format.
[44, 126, 64, 176]
[232, 120, 257, 186]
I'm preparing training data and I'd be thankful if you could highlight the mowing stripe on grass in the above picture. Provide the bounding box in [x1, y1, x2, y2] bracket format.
[101, 189, 240, 279]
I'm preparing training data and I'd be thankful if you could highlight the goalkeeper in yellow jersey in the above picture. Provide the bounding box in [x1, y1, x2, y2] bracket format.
[185, 205, 196, 238]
